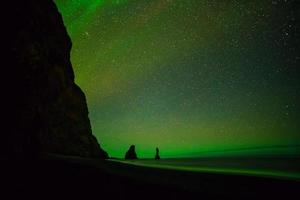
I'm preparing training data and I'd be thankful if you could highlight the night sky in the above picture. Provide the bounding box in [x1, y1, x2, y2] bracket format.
[55, 0, 300, 158]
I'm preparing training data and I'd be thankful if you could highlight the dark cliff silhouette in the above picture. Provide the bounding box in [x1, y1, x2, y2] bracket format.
[155, 147, 160, 160]
[0, 0, 108, 159]
[125, 145, 138, 159]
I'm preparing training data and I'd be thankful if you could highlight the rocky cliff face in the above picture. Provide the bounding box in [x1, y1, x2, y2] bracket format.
[1, 0, 108, 159]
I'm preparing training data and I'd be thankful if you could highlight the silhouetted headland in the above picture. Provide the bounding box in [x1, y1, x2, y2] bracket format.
[1, 0, 107, 160]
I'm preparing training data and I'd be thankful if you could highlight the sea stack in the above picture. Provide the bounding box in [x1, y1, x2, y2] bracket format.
[125, 145, 138, 159]
[155, 147, 160, 160]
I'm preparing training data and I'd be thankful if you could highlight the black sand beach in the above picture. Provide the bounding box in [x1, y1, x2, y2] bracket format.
[1, 155, 299, 199]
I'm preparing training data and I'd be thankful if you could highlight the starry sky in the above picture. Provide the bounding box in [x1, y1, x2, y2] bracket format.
[55, 0, 300, 158]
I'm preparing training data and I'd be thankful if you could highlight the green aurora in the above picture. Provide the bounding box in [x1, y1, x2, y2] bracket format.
[55, 0, 300, 158]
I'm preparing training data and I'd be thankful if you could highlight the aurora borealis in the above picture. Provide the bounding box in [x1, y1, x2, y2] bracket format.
[55, 0, 300, 158]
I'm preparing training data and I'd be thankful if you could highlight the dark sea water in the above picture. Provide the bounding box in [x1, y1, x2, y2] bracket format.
[117, 156, 300, 180]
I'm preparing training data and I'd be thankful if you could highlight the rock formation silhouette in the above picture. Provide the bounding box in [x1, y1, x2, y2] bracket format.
[0, 0, 108, 159]
[155, 147, 160, 160]
[125, 145, 138, 159]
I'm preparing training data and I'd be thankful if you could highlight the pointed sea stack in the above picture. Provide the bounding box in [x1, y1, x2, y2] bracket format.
[125, 145, 138, 159]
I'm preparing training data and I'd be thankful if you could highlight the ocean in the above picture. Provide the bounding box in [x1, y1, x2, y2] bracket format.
[115, 155, 300, 180]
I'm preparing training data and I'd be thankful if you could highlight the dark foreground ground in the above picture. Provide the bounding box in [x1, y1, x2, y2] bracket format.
[0, 155, 299, 199]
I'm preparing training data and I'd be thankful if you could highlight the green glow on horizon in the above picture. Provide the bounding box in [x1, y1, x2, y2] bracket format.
[55, 0, 300, 158]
